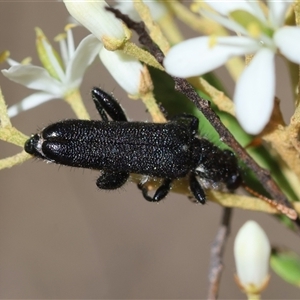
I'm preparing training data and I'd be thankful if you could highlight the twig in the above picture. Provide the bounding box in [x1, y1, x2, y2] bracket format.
[106, 7, 299, 229]
[207, 208, 232, 300]
[172, 78, 298, 221]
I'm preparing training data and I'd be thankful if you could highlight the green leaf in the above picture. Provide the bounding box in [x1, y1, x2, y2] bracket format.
[271, 249, 300, 287]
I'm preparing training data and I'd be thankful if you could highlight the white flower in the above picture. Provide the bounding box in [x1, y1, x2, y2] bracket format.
[63, 0, 128, 48]
[63, 1, 152, 97]
[164, 0, 300, 134]
[234, 220, 270, 294]
[114, 0, 167, 22]
[99, 46, 145, 96]
[2, 27, 101, 117]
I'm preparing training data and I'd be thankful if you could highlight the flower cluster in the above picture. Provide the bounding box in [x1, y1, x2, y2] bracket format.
[1, 1, 299, 298]
[164, 0, 300, 134]
[2, 26, 101, 117]
[3, 0, 159, 117]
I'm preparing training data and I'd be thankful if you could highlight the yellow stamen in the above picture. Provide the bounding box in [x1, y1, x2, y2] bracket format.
[20, 57, 32, 65]
[0, 51, 10, 63]
[247, 22, 262, 38]
[54, 33, 66, 42]
[64, 23, 77, 31]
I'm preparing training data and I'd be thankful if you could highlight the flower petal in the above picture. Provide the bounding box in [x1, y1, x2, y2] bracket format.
[41, 37, 66, 82]
[246, 1, 267, 23]
[66, 26, 75, 59]
[164, 36, 256, 78]
[268, 0, 292, 28]
[234, 48, 275, 134]
[58, 34, 69, 69]
[65, 34, 102, 89]
[201, 9, 249, 36]
[8, 92, 55, 117]
[217, 36, 261, 52]
[6, 58, 21, 67]
[115, 0, 167, 22]
[140, 1, 167, 20]
[114, 1, 140, 22]
[204, 0, 252, 16]
[99, 47, 144, 95]
[274, 26, 300, 64]
[204, 0, 266, 23]
[63, 0, 125, 41]
[2, 65, 63, 96]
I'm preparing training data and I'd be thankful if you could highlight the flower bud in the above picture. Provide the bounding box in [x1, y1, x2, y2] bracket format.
[234, 220, 271, 295]
[63, 0, 126, 42]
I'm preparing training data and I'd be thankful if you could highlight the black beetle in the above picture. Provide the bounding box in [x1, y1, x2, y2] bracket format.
[25, 87, 242, 203]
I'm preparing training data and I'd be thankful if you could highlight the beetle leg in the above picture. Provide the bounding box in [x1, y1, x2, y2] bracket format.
[96, 171, 129, 190]
[189, 173, 206, 204]
[138, 178, 173, 202]
[91, 87, 128, 121]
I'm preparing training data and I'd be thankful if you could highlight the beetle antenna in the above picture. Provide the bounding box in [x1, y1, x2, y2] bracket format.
[243, 184, 297, 220]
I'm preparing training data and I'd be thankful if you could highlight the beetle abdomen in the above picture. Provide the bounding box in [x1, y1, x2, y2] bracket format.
[34, 120, 195, 178]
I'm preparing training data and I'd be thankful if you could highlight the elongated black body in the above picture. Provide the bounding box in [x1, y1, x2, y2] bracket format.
[25, 87, 242, 203]
[26, 119, 199, 178]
